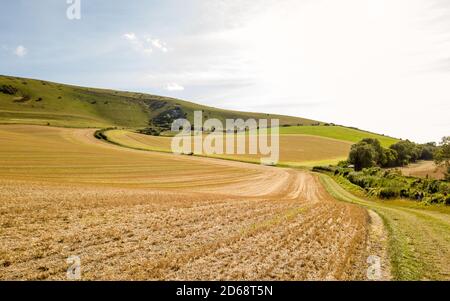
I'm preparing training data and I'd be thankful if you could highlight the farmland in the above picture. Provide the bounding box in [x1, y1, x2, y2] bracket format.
[398, 161, 446, 180]
[104, 129, 353, 166]
[1, 76, 447, 281]
[0, 125, 375, 280]
[279, 126, 399, 148]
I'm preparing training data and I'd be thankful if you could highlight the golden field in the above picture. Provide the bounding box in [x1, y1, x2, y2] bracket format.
[105, 129, 352, 166]
[0, 125, 378, 280]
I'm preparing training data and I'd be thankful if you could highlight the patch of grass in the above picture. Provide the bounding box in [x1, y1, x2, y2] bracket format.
[279, 125, 399, 147]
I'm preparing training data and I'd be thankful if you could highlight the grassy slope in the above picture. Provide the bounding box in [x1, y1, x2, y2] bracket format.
[279, 126, 399, 147]
[0, 76, 149, 128]
[0, 75, 399, 149]
[0, 75, 319, 128]
[319, 173, 450, 280]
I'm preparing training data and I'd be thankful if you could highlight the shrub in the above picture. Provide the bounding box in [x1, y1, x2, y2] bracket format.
[378, 187, 400, 199]
[312, 166, 335, 173]
[329, 166, 449, 204]
[0, 85, 18, 95]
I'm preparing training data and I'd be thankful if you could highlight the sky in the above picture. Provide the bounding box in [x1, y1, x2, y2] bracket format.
[0, 0, 449, 143]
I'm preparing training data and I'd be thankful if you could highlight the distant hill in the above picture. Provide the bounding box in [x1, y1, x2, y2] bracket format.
[0, 75, 399, 147]
[0, 75, 319, 129]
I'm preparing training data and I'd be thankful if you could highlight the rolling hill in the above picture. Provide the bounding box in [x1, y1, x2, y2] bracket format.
[0, 74, 399, 167]
[0, 75, 319, 129]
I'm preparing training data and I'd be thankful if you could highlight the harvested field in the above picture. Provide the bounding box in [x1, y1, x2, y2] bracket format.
[399, 161, 446, 180]
[0, 125, 373, 280]
[105, 129, 352, 166]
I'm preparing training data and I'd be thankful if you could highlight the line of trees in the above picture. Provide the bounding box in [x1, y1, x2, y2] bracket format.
[347, 138, 441, 172]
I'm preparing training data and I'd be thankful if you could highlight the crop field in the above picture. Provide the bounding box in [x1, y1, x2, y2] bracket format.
[0, 125, 377, 280]
[398, 161, 446, 180]
[104, 129, 352, 166]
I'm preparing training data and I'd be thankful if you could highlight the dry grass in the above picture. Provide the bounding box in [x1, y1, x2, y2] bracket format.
[106, 129, 352, 166]
[398, 161, 446, 180]
[0, 125, 370, 280]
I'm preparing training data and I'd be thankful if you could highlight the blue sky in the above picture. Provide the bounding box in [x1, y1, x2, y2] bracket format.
[1, 0, 449, 142]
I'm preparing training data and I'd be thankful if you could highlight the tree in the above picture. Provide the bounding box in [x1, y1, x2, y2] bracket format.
[390, 140, 420, 166]
[381, 148, 398, 168]
[420, 142, 437, 160]
[435, 137, 450, 181]
[360, 138, 384, 165]
[348, 142, 378, 171]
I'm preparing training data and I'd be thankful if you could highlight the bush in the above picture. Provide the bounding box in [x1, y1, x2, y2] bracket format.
[312, 166, 335, 173]
[378, 187, 400, 199]
[138, 127, 161, 136]
[327, 166, 450, 203]
[0, 85, 18, 95]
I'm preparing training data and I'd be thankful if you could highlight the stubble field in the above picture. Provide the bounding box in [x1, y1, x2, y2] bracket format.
[0, 125, 375, 280]
[104, 129, 352, 166]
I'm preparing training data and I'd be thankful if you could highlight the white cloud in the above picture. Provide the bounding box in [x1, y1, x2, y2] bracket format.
[147, 38, 168, 52]
[14, 45, 27, 57]
[123, 32, 137, 41]
[164, 83, 185, 91]
[123, 32, 152, 54]
[123, 33, 168, 54]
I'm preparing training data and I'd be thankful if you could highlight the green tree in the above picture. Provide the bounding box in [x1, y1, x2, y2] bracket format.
[390, 140, 420, 166]
[435, 137, 450, 181]
[348, 142, 378, 171]
[420, 142, 437, 160]
[381, 148, 399, 168]
[360, 138, 384, 165]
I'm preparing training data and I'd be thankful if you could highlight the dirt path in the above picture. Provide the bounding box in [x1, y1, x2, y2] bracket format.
[320, 174, 450, 280]
[0, 125, 374, 280]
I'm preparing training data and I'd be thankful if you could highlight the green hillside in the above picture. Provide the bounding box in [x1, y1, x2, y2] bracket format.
[0, 75, 399, 147]
[279, 126, 399, 147]
[0, 75, 319, 128]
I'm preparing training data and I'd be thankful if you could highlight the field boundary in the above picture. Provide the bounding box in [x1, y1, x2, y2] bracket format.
[318, 173, 450, 280]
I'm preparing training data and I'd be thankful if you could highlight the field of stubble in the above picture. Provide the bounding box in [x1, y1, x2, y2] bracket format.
[0, 125, 373, 280]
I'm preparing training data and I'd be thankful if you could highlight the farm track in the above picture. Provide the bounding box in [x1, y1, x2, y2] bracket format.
[0, 125, 375, 280]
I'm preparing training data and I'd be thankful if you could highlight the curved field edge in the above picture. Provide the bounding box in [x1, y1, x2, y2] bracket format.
[102, 129, 351, 167]
[318, 173, 450, 280]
